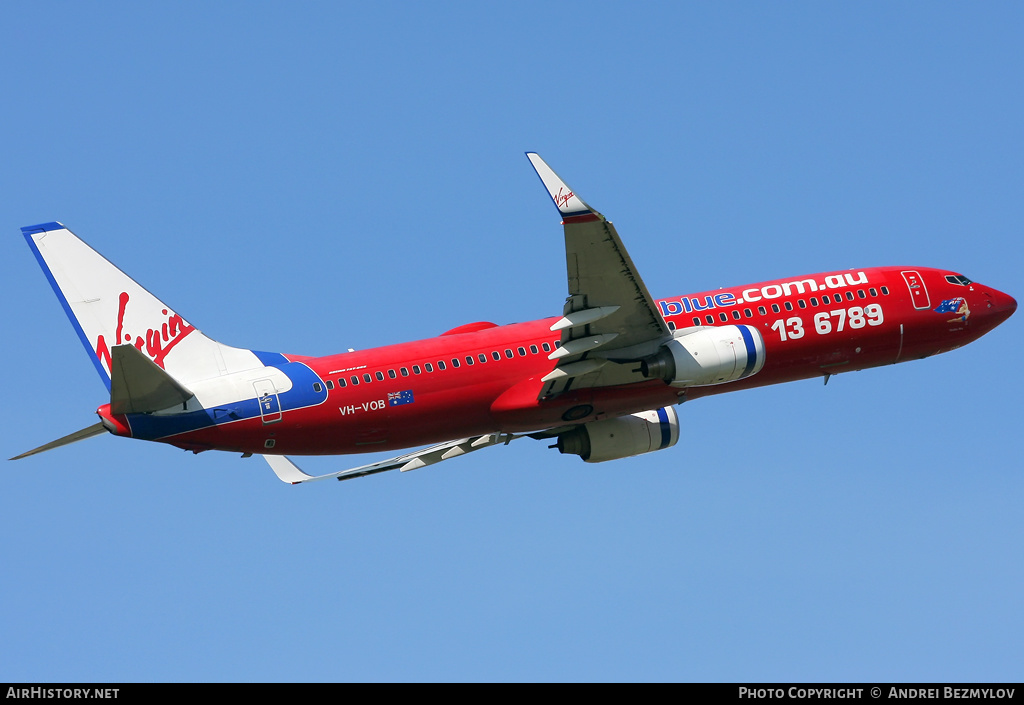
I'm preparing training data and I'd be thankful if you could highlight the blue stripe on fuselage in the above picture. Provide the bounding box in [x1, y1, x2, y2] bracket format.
[125, 361, 328, 440]
[252, 350, 289, 366]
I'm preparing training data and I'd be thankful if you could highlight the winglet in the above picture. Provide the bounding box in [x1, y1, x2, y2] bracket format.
[525, 153, 601, 223]
[264, 455, 315, 484]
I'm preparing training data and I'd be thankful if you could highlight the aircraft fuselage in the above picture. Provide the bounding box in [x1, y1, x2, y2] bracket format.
[104, 264, 1013, 457]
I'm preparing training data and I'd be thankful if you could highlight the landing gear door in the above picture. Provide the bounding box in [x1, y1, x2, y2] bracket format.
[253, 379, 282, 424]
[901, 270, 931, 310]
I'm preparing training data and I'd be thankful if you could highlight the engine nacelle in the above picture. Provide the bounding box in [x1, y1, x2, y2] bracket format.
[555, 407, 680, 463]
[640, 325, 765, 387]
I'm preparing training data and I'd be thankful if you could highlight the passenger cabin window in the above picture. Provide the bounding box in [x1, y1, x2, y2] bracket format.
[437, 361, 446, 371]
[492, 351, 500, 361]
[530, 345, 538, 354]
[771, 304, 780, 313]
[413, 365, 421, 374]
[732, 310, 741, 320]
[401, 367, 409, 376]
[869, 288, 877, 297]
[350, 375, 359, 385]
[692, 317, 701, 326]
[363, 373, 372, 383]
[857, 290, 866, 299]
[425, 363, 434, 372]
[313, 383, 323, 393]
[797, 299, 807, 309]
[375, 371, 384, 381]
[451, 358, 460, 368]
[388, 369, 397, 379]
[505, 349, 514, 359]
[478, 354, 487, 363]
[338, 378, 347, 388]
[325, 380, 334, 390]
[881, 286, 890, 295]
[810, 297, 819, 306]
[744, 308, 752, 317]
[784, 301, 793, 311]
[846, 291, 854, 301]
[542, 343, 551, 352]
[667, 321, 676, 331]
[518, 347, 526, 356]
[758, 306, 767, 315]
[465, 356, 474, 365]
[719, 312, 728, 322]
[705, 315, 714, 324]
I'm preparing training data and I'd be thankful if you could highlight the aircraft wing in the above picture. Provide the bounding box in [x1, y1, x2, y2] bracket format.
[263, 432, 521, 484]
[526, 153, 673, 397]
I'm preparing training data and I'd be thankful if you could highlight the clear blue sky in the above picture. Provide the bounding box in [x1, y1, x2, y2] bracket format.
[2, 2, 1021, 682]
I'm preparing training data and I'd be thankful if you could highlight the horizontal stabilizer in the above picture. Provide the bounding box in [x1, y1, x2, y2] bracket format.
[110, 344, 194, 414]
[10, 422, 107, 460]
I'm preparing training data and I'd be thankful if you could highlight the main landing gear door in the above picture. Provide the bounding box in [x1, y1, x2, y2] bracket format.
[901, 270, 931, 310]
[253, 379, 282, 424]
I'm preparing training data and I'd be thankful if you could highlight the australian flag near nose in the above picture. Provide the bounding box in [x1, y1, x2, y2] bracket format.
[934, 297, 965, 313]
[388, 390, 415, 407]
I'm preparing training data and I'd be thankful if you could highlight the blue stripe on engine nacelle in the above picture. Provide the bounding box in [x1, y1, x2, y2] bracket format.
[738, 325, 758, 378]
[656, 407, 671, 449]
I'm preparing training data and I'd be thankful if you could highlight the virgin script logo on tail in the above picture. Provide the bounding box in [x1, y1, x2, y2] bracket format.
[94, 291, 196, 373]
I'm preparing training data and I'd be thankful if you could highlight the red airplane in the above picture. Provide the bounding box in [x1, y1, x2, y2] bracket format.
[13, 153, 1016, 484]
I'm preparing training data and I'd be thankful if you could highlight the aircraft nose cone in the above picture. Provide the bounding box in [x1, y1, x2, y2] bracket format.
[984, 287, 1016, 326]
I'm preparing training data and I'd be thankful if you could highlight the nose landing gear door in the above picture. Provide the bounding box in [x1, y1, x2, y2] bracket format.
[253, 379, 282, 424]
[901, 270, 931, 310]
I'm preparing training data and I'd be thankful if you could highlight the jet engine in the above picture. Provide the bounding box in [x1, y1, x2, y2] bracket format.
[639, 325, 765, 387]
[555, 407, 680, 463]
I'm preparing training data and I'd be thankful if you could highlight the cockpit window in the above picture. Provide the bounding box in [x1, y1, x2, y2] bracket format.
[946, 274, 973, 286]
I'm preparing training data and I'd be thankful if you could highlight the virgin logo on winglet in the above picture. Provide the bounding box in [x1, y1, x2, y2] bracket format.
[554, 187, 575, 210]
[94, 291, 196, 373]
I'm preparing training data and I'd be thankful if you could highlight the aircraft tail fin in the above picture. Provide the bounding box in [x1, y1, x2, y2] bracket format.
[22, 222, 266, 390]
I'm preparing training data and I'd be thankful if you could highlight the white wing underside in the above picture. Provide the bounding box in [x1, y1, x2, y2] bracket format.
[263, 432, 521, 484]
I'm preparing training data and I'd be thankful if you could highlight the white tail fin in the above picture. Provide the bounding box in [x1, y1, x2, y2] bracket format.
[22, 222, 266, 390]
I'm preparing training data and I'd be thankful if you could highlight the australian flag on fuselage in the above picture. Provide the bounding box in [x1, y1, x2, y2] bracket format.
[388, 390, 415, 407]
[934, 297, 965, 314]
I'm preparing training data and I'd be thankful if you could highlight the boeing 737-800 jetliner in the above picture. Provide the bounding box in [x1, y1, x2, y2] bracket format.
[12, 154, 1016, 484]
